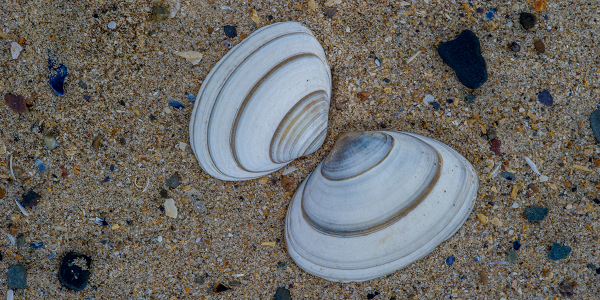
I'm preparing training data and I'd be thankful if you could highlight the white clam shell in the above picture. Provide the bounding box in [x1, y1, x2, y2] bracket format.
[285, 131, 478, 282]
[189, 22, 331, 181]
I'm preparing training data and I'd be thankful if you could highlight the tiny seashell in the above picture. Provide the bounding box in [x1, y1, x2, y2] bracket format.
[524, 156, 541, 175]
[285, 131, 478, 282]
[11, 42, 22, 59]
[174, 51, 204, 65]
[48, 56, 68, 96]
[164, 198, 178, 218]
[281, 166, 297, 175]
[189, 22, 331, 181]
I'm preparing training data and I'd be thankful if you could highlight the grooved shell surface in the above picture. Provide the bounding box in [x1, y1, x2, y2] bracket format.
[285, 131, 478, 282]
[189, 22, 331, 181]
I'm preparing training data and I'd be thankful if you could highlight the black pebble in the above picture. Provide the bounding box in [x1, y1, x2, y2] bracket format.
[166, 173, 180, 189]
[59, 252, 91, 291]
[212, 283, 230, 293]
[7, 264, 27, 289]
[513, 240, 521, 251]
[274, 287, 292, 300]
[22, 190, 41, 207]
[537, 90, 553, 106]
[589, 109, 600, 142]
[524, 206, 548, 222]
[593, 198, 600, 204]
[223, 25, 237, 38]
[437, 30, 488, 89]
[160, 189, 168, 198]
[119, 137, 126, 145]
[367, 291, 380, 299]
[520, 12, 537, 30]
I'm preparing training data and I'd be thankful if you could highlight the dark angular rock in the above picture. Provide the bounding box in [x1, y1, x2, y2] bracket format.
[59, 252, 91, 291]
[513, 240, 521, 251]
[22, 190, 41, 207]
[537, 90, 553, 106]
[549, 243, 571, 261]
[7, 265, 27, 289]
[4, 94, 27, 113]
[437, 30, 488, 89]
[212, 283, 230, 293]
[223, 25, 237, 38]
[524, 206, 548, 222]
[501, 171, 515, 180]
[519, 12, 537, 30]
[589, 109, 600, 143]
[274, 287, 292, 300]
[166, 173, 180, 189]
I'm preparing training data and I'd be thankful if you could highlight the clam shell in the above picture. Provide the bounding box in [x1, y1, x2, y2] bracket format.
[285, 131, 478, 282]
[189, 22, 331, 181]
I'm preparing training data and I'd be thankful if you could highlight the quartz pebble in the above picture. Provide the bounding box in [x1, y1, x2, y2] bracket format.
[491, 217, 503, 226]
[108, 21, 116, 29]
[437, 30, 488, 89]
[43, 134, 59, 150]
[59, 252, 92, 291]
[7, 265, 27, 289]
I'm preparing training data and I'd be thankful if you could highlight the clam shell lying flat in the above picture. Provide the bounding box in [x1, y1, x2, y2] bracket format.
[189, 22, 331, 181]
[285, 131, 478, 282]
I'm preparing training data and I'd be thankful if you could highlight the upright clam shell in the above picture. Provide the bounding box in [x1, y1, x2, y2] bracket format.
[189, 22, 331, 181]
[285, 131, 478, 282]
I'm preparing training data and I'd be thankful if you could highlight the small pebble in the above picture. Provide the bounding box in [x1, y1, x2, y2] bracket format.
[445, 255, 455, 266]
[589, 109, 600, 142]
[323, 7, 338, 17]
[558, 281, 574, 297]
[164, 198, 178, 218]
[4, 94, 27, 113]
[277, 261, 288, 270]
[479, 269, 488, 285]
[108, 21, 116, 29]
[11, 42, 22, 59]
[507, 250, 518, 263]
[152, 2, 170, 21]
[166, 173, 180, 189]
[48, 56, 68, 96]
[43, 134, 59, 150]
[59, 252, 92, 291]
[168, 99, 185, 109]
[29, 242, 44, 249]
[464, 93, 475, 104]
[549, 243, 571, 261]
[212, 283, 230, 293]
[16, 235, 25, 247]
[486, 8, 496, 19]
[490, 139, 501, 155]
[537, 90, 553, 106]
[519, 12, 537, 30]
[431, 102, 441, 110]
[437, 30, 488, 89]
[512, 202, 519, 208]
[501, 171, 515, 180]
[366, 291, 380, 299]
[423, 94, 435, 105]
[273, 287, 292, 300]
[187, 92, 196, 102]
[524, 206, 548, 222]
[508, 42, 521, 52]
[78, 80, 88, 89]
[22, 190, 40, 207]
[7, 290, 14, 300]
[195, 276, 206, 285]
[491, 217, 503, 226]
[35, 159, 46, 173]
[223, 25, 237, 38]
[92, 134, 104, 150]
[534, 39, 546, 53]
[7, 265, 27, 289]
[513, 240, 521, 251]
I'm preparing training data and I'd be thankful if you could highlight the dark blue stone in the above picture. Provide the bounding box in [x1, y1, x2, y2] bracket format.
[589, 109, 600, 142]
[187, 92, 196, 103]
[168, 99, 185, 109]
[549, 243, 571, 261]
[464, 93, 476, 103]
[445, 255, 455, 266]
[486, 8, 496, 19]
[537, 90, 553, 106]
[513, 240, 521, 251]
[431, 102, 441, 110]
[524, 206, 548, 222]
[223, 25, 237, 38]
[59, 252, 91, 291]
[501, 171, 515, 180]
[29, 242, 44, 249]
[48, 57, 68, 96]
[438, 30, 488, 89]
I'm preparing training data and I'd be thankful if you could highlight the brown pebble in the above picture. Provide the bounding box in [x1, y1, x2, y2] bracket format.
[281, 175, 295, 191]
[92, 134, 104, 150]
[0, 188, 5, 199]
[528, 183, 539, 194]
[335, 100, 347, 110]
[357, 91, 371, 101]
[479, 270, 488, 285]
[534, 39, 546, 53]
[323, 7, 337, 17]
[4, 94, 27, 113]
[490, 139, 501, 156]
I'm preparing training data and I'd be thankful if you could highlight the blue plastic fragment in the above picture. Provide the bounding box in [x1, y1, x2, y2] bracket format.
[126, 220, 131, 225]
[445, 255, 455, 266]
[474, 256, 480, 262]
[486, 8, 496, 19]
[168, 99, 185, 109]
[544, 14, 549, 20]
[187, 92, 196, 103]
[101, 176, 110, 183]
[29, 242, 44, 249]
[48, 55, 68, 96]
[95, 217, 109, 226]
[35, 160, 46, 173]
[47, 252, 56, 260]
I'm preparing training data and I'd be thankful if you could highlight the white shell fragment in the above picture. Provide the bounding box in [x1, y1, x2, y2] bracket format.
[174, 51, 204, 65]
[285, 131, 478, 282]
[164, 198, 178, 218]
[10, 42, 22, 59]
[524, 156, 541, 175]
[189, 22, 331, 181]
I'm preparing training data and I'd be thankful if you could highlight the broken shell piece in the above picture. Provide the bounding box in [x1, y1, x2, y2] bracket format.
[189, 22, 331, 181]
[11, 42, 22, 59]
[164, 198, 178, 218]
[285, 131, 478, 282]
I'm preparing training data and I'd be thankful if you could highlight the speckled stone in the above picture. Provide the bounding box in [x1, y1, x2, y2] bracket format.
[7, 265, 27, 289]
[549, 243, 571, 261]
[437, 30, 488, 89]
[524, 206, 548, 222]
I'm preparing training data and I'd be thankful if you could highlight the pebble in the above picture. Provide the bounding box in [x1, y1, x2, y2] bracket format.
[108, 21, 116, 29]
[513, 240, 521, 251]
[558, 281, 574, 297]
[437, 30, 488, 89]
[357, 91, 371, 100]
[4, 94, 27, 113]
[501, 171, 515, 180]
[48, 56, 68, 96]
[223, 25, 237, 38]
[22, 190, 40, 207]
[29, 241, 44, 249]
[168, 99, 185, 109]
[11, 42, 22, 59]
[78, 80, 88, 89]
[212, 283, 230, 293]
[445, 255, 455, 266]
[187, 92, 196, 102]
[507, 250, 518, 263]
[491, 217, 503, 226]
[423, 94, 435, 105]
[35, 159, 46, 173]
[7, 290, 13, 300]
[464, 93, 475, 104]
[486, 8, 496, 19]
[152, 2, 170, 21]
[539, 175, 549, 182]
[7, 265, 27, 289]
[490, 139, 501, 155]
[549, 243, 571, 261]
[273, 287, 292, 300]
[431, 102, 441, 110]
[195, 276, 206, 285]
[479, 270, 488, 285]
[16, 235, 25, 247]
[589, 109, 600, 142]
[0, 188, 4, 199]
[43, 134, 59, 150]
[524, 206, 548, 222]
[164, 198, 178, 218]
[519, 12, 537, 30]
[277, 261, 288, 270]
[537, 90, 553, 106]
[323, 7, 338, 17]
[534, 39, 546, 53]
[508, 42, 521, 52]
[166, 173, 180, 189]
[59, 252, 92, 291]
[92, 134, 103, 150]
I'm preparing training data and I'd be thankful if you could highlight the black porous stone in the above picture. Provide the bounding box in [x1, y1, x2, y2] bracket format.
[519, 12, 537, 30]
[59, 252, 91, 291]
[437, 30, 488, 89]
[223, 25, 237, 38]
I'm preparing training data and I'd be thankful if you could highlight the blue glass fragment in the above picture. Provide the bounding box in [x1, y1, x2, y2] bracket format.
[101, 176, 110, 183]
[486, 8, 496, 19]
[48, 55, 68, 96]
[168, 99, 185, 109]
[187, 92, 196, 103]
[95, 217, 109, 226]
[29, 242, 44, 249]
[445, 255, 455, 266]
[126, 220, 131, 225]
[35, 159, 46, 173]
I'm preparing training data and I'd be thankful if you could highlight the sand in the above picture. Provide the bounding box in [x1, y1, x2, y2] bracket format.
[1, 0, 599, 299]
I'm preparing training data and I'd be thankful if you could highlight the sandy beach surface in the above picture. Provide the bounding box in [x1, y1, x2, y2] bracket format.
[1, 0, 600, 299]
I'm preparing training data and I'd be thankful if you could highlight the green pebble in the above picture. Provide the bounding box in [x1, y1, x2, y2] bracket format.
[507, 250, 518, 263]
[464, 93, 476, 104]
[152, 3, 170, 21]
[549, 242, 571, 261]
